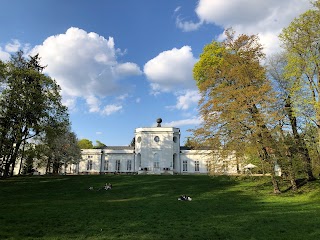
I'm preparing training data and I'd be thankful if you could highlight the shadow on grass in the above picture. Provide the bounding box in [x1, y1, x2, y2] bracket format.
[0, 175, 320, 239]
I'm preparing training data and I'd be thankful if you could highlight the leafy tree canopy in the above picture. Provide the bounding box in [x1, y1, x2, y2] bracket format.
[78, 139, 93, 149]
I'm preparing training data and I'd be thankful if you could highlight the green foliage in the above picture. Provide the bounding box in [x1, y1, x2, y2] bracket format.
[192, 30, 280, 166]
[93, 140, 106, 149]
[183, 137, 196, 149]
[279, 0, 320, 146]
[78, 139, 93, 149]
[21, 143, 38, 174]
[0, 175, 319, 239]
[0, 51, 69, 178]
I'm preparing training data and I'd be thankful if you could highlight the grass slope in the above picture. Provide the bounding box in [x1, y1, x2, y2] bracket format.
[0, 175, 320, 240]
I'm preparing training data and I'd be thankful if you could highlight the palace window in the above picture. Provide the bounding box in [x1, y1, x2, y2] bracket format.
[104, 160, 109, 171]
[183, 160, 188, 172]
[223, 161, 228, 172]
[127, 160, 132, 171]
[116, 160, 121, 172]
[87, 160, 93, 171]
[154, 153, 159, 168]
[195, 161, 200, 172]
[154, 161, 159, 168]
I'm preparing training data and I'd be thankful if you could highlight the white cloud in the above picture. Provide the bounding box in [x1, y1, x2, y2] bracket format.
[176, 17, 203, 32]
[62, 97, 77, 111]
[0, 40, 30, 62]
[101, 104, 123, 116]
[178, 0, 312, 56]
[5, 39, 21, 52]
[29, 27, 141, 114]
[0, 47, 10, 62]
[174, 6, 181, 13]
[116, 94, 129, 101]
[86, 95, 101, 113]
[144, 46, 197, 94]
[163, 117, 203, 127]
[96, 132, 102, 135]
[136, 98, 141, 103]
[114, 62, 142, 77]
[174, 90, 201, 110]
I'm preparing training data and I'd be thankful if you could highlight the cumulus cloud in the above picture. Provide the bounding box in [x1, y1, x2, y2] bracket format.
[167, 90, 201, 110]
[176, 17, 202, 32]
[114, 62, 142, 77]
[5, 39, 21, 52]
[30, 27, 141, 114]
[175, 90, 201, 110]
[86, 95, 101, 113]
[0, 40, 30, 62]
[163, 117, 203, 127]
[177, 0, 312, 55]
[144, 46, 197, 94]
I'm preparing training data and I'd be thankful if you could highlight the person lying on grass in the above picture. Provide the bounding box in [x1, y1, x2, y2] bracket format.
[178, 195, 192, 201]
[88, 183, 112, 191]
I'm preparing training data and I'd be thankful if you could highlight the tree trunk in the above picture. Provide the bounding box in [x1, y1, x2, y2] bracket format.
[248, 104, 281, 193]
[285, 96, 316, 181]
[18, 135, 28, 175]
[270, 170, 281, 194]
[261, 148, 281, 194]
[278, 122, 298, 191]
[52, 158, 60, 174]
[2, 155, 11, 179]
[8, 139, 23, 177]
[46, 157, 52, 174]
[285, 155, 298, 191]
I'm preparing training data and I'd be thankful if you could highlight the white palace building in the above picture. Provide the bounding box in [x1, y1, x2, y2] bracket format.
[75, 119, 241, 175]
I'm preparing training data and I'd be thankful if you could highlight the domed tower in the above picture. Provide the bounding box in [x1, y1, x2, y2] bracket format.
[134, 118, 180, 174]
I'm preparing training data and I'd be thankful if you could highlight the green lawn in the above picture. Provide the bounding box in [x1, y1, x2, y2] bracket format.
[0, 175, 320, 240]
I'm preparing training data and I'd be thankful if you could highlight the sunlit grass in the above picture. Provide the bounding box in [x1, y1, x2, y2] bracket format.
[0, 175, 320, 239]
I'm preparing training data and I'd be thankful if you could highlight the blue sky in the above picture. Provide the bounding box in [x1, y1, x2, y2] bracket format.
[0, 0, 312, 146]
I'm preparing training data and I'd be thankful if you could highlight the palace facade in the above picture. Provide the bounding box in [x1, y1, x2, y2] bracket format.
[75, 124, 240, 175]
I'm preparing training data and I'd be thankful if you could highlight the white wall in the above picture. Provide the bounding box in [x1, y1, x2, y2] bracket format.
[135, 127, 180, 174]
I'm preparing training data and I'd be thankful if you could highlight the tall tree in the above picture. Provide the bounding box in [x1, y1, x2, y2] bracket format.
[279, 0, 320, 162]
[193, 29, 282, 193]
[268, 53, 315, 181]
[0, 51, 68, 178]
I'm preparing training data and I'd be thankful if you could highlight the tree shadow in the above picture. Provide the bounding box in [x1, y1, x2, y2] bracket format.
[1, 175, 320, 240]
